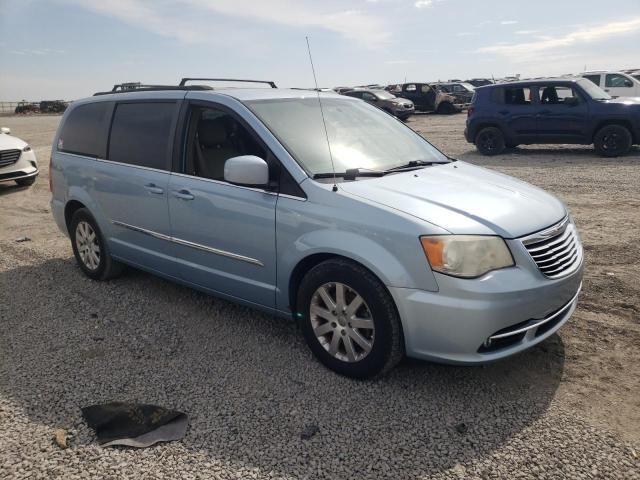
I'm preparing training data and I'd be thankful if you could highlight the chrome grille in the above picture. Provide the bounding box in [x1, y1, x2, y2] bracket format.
[0, 149, 21, 168]
[522, 218, 582, 278]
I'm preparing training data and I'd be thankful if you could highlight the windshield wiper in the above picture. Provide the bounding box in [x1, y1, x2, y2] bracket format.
[313, 168, 385, 181]
[384, 159, 447, 173]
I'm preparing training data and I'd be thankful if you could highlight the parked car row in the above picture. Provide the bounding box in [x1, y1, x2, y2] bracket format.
[14, 100, 68, 114]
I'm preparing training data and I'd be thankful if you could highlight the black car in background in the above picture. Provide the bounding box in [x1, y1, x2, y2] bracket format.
[343, 88, 415, 120]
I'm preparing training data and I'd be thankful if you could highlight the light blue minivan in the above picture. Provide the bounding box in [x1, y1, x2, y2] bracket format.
[50, 79, 583, 378]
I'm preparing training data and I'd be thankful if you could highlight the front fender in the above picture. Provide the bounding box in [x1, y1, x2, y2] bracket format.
[276, 228, 440, 313]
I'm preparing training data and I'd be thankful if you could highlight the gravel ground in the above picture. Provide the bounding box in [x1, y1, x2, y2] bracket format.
[0, 114, 638, 479]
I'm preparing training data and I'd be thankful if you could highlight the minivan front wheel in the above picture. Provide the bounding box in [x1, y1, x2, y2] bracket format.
[475, 127, 506, 155]
[594, 125, 632, 157]
[70, 208, 123, 280]
[297, 258, 403, 378]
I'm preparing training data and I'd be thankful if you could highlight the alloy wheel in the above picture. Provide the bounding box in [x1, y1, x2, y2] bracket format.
[75, 221, 101, 270]
[309, 282, 375, 363]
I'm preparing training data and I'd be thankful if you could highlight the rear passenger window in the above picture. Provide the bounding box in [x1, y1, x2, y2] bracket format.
[108, 102, 176, 170]
[499, 87, 533, 105]
[58, 102, 112, 157]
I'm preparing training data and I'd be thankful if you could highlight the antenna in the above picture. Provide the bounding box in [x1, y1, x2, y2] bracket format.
[305, 36, 338, 192]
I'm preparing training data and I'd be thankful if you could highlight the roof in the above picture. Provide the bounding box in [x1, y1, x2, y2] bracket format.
[75, 87, 347, 107]
[478, 77, 584, 88]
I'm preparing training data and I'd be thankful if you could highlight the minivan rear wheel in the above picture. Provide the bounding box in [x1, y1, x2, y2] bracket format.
[594, 125, 632, 157]
[475, 127, 506, 155]
[297, 258, 403, 379]
[70, 208, 123, 280]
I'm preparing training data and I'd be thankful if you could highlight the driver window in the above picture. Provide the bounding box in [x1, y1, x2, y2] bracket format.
[605, 74, 632, 88]
[420, 84, 432, 93]
[184, 106, 266, 181]
[540, 86, 579, 105]
[362, 92, 377, 101]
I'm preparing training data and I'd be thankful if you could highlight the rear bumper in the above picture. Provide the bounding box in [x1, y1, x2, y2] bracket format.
[51, 198, 68, 237]
[389, 255, 583, 365]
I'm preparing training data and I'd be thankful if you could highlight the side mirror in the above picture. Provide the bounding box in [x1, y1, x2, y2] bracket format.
[1, 127, 10, 135]
[224, 155, 269, 187]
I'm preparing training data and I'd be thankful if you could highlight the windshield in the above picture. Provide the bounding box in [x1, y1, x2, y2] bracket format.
[374, 90, 396, 100]
[246, 97, 448, 175]
[460, 83, 475, 91]
[578, 78, 611, 100]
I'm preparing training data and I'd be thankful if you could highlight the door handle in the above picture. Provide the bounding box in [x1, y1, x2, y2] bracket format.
[143, 183, 164, 194]
[498, 110, 509, 115]
[172, 189, 194, 200]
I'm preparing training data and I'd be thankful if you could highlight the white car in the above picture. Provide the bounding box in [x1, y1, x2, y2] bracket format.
[0, 127, 38, 187]
[581, 71, 640, 98]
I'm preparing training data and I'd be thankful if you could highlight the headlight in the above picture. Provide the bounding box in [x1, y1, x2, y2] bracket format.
[420, 235, 514, 278]
[23, 145, 31, 152]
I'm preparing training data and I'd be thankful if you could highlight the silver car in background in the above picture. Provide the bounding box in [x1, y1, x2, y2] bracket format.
[50, 83, 583, 378]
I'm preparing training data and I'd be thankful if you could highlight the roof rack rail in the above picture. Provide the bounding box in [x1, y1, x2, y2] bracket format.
[179, 78, 277, 88]
[93, 83, 213, 96]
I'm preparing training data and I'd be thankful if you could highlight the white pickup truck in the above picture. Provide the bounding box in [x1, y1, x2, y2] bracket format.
[581, 71, 640, 98]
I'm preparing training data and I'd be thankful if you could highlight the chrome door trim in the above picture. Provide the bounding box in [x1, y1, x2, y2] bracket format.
[112, 220, 172, 241]
[111, 220, 264, 267]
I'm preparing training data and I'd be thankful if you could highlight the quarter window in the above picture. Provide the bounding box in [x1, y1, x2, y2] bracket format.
[405, 84, 416, 92]
[57, 102, 112, 157]
[108, 102, 176, 170]
[583, 74, 601, 86]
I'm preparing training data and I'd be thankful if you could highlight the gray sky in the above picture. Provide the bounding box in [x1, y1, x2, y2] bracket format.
[1, 0, 639, 100]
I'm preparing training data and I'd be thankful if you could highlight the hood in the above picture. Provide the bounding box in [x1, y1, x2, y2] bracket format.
[603, 96, 640, 106]
[340, 161, 566, 238]
[390, 97, 412, 105]
[0, 132, 27, 151]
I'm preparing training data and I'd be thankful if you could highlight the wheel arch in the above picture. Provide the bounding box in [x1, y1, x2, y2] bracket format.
[473, 122, 505, 142]
[592, 119, 636, 143]
[287, 251, 410, 316]
[64, 199, 87, 234]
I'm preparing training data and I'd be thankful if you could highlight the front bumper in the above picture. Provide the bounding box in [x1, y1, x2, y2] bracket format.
[389, 240, 583, 364]
[393, 107, 415, 119]
[0, 149, 39, 183]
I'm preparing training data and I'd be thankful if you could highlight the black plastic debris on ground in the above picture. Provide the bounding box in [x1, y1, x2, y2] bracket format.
[81, 402, 188, 448]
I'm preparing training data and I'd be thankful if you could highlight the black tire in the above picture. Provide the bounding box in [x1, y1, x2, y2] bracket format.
[436, 102, 455, 114]
[70, 208, 124, 281]
[15, 176, 36, 187]
[297, 258, 404, 379]
[593, 124, 632, 157]
[475, 127, 506, 155]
